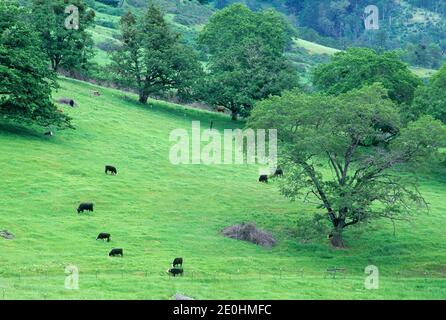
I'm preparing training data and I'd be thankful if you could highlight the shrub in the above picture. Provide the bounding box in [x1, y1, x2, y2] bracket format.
[221, 222, 276, 248]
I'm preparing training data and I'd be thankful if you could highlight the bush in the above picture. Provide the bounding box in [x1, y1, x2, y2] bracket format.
[221, 222, 276, 248]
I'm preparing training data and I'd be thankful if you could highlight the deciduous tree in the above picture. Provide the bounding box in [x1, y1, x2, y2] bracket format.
[249, 84, 446, 247]
[0, 1, 73, 129]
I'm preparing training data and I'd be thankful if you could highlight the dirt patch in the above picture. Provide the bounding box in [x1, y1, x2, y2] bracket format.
[221, 222, 276, 248]
[0, 230, 14, 240]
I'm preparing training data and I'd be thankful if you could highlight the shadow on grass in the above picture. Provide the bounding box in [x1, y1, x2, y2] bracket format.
[0, 121, 60, 143]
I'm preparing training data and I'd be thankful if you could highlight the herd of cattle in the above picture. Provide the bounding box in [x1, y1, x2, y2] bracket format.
[75, 164, 283, 277]
[76, 165, 185, 277]
[51, 95, 284, 277]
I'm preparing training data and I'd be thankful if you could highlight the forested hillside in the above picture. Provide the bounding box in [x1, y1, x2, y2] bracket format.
[83, 0, 445, 88]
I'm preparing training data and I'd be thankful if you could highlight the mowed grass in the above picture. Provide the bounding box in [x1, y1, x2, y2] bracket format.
[0, 78, 445, 300]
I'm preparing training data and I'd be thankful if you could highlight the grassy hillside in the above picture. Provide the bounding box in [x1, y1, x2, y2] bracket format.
[293, 38, 341, 56]
[291, 38, 438, 80]
[0, 78, 445, 299]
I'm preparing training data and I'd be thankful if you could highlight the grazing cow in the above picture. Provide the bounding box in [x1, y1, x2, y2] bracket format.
[77, 203, 94, 214]
[92, 91, 101, 97]
[105, 165, 118, 175]
[274, 168, 283, 177]
[172, 258, 183, 268]
[109, 248, 123, 257]
[44, 131, 53, 136]
[57, 98, 74, 107]
[96, 233, 111, 242]
[167, 268, 184, 277]
[216, 106, 225, 113]
[259, 175, 268, 183]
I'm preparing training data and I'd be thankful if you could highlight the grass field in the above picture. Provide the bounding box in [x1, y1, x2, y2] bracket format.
[293, 38, 342, 56]
[0, 78, 445, 300]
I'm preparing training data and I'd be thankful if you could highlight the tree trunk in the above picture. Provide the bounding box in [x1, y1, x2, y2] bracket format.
[330, 227, 345, 248]
[139, 93, 149, 104]
[231, 110, 238, 121]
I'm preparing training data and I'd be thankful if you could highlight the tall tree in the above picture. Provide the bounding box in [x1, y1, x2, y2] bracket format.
[198, 4, 299, 120]
[313, 48, 422, 106]
[31, 0, 95, 72]
[249, 84, 446, 247]
[111, 5, 203, 104]
[0, 1, 73, 129]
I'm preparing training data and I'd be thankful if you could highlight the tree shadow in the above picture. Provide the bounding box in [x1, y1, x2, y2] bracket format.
[0, 122, 54, 141]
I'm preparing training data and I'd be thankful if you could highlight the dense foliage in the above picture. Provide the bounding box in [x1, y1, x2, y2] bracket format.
[411, 63, 446, 123]
[0, 1, 73, 129]
[198, 4, 299, 120]
[313, 48, 422, 106]
[31, 0, 95, 72]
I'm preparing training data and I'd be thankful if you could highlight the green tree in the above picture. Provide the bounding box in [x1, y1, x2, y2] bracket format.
[249, 84, 446, 247]
[198, 4, 299, 120]
[111, 6, 203, 104]
[313, 48, 422, 106]
[0, 1, 73, 129]
[31, 0, 95, 72]
[411, 63, 446, 124]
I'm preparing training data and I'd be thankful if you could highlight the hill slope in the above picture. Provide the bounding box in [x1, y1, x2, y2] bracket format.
[0, 79, 445, 299]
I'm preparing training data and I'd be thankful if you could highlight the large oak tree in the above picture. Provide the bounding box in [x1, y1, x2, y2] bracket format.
[249, 84, 446, 247]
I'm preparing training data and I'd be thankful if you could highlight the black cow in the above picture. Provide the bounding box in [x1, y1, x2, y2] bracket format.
[97, 233, 111, 242]
[69, 100, 75, 107]
[105, 165, 118, 175]
[173, 258, 183, 268]
[109, 248, 123, 257]
[77, 203, 94, 214]
[168, 268, 184, 277]
[274, 168, 283, 176]
[259, 175, 268, 183]
[44, 131, 53, 136]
